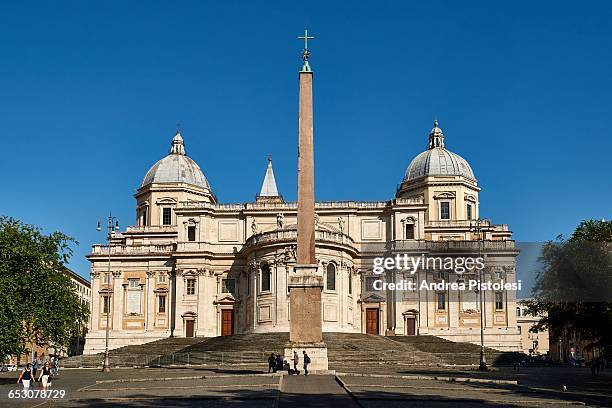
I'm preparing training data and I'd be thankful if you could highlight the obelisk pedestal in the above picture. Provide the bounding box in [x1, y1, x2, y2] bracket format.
[284, 31, 328, 373]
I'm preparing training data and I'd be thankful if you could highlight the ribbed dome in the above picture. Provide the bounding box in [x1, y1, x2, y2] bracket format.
[403, 121, 475, 182]
[141, 132, 211, 190]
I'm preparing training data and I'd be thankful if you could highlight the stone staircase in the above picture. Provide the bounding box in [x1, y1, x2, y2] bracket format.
[60, 337, 202, 368]
[324, 332, 440, 368]
[391, 335, 523, 365]
[61, 333, 523, 368]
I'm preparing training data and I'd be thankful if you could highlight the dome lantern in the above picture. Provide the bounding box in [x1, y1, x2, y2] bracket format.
[428, 119, 445, 149]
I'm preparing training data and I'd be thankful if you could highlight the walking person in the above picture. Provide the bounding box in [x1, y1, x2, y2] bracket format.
[32, 358, 39, 378]
[38, 361, 53, 391]
[17, 363, 34, 390]
[303, 351, 311, 376]
[293, 350, 300, 375]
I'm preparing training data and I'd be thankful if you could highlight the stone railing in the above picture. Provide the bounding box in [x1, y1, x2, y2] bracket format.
[390, 240, 516, 251]
[125, 225, 177, 233]
[90, 244, 175, 255]
[245, 229, 355, 247]
[394, 197, 425, 205]
[425, 220, 509, 232]
[177, 200, 393, 211]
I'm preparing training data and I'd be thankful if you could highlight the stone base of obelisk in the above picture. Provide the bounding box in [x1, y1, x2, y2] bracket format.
[284, 342, 329, 373]
[286, 264, 329, 373]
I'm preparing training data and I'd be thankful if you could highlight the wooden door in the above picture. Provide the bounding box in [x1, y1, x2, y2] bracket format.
[185, 320, 194, 338]
[406, 317, 416, 336]
[365, 308, 379, 335]
[221, 309, 234, 336]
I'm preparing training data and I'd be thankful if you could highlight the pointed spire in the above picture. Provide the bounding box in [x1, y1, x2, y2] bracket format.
[259, 156, 280, 197]
[170, 129, 186, 155]
[428, 119, 445, 149]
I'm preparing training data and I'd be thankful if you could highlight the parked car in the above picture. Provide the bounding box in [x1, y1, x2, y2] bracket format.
[0, 365, 8, 372]
[7, 364, 18, 371]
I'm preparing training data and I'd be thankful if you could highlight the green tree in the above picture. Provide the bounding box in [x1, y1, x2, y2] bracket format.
[0, 217, 89, 361]
[525, 219, 612, 357]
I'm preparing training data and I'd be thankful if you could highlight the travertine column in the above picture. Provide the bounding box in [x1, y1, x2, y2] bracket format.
[145, 271, 155, 331]
[90, 272, 100, 332]
[112, 271, 122, 331]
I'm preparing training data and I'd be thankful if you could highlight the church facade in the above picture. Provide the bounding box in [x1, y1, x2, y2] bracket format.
[84, 69, 521, 355]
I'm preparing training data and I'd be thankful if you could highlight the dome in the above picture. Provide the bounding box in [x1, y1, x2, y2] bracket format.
[403, 121, 475, 182]
[141, 131, 211, 190]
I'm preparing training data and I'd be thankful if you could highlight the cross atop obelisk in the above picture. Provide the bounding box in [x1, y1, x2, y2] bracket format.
[298, 29, 314, 72]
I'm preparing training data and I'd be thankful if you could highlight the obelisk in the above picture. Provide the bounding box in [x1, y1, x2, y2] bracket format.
[284, 29, 328, 372]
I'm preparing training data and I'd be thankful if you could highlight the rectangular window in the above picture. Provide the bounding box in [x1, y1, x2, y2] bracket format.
[102, 273, 110, 285]
[128, 278, 140, 288]
[102, 295, 110, 314]
[495, 291, 504, 310]
[158, 295, 166, 313]
[162, 208, 172, 226]
[222, 278, 235, 294]
[437, 292, 446, 310]
[348, 274, 352, 294]
[186, 279, 195, 295]
[247, 274, 251, 295]
[365, 277, 378, 291]
[440, 202, 450, 220]
[261, 265, 271, 292]
[187, 226, 196, 242]
[405, 224, 414, 239]
[466, 204, 473, 220]
[516, 307, 521, 317]
[158, 274, 166, 283]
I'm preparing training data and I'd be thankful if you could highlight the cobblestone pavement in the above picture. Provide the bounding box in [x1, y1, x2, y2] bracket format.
[0, 365, 610, 407]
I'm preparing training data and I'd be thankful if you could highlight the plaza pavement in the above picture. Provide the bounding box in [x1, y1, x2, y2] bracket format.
[0, 365, 610, 407]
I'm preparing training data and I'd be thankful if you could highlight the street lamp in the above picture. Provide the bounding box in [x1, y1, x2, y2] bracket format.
[470, 218, 488, 371]
[97, 213, 119, 373]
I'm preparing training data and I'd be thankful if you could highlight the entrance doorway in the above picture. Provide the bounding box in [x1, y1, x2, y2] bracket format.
[406, 317, 416, 336]
[366, 308, 379, 335]
[185, 320, 195, 338]
[221, 309, 234, 336]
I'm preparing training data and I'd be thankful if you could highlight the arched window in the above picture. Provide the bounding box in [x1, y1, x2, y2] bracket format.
[326, 263, 336, 291]
[261, 263, 271, 292]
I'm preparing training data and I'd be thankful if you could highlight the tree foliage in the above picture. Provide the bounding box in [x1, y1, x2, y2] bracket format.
[0, 217, 89, 360]
[525, 219, 612, 354]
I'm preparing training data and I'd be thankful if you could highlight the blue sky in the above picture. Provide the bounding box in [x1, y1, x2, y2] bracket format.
[0, 1, 610, 279]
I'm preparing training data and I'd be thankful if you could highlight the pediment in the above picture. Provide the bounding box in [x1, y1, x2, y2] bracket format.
[360, 293, 386, 303]
[214, 293, 238, 304]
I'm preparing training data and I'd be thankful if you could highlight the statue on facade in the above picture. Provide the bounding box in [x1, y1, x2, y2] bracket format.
[277, 213, 285, 229]
[338, 216, 345, 233]
[251, 218, 258, 235]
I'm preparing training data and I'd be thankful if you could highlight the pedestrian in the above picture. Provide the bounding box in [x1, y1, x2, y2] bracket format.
[268, 353, 276, 373]
[591, 360, 597, 376]
[276, 353, 283, 372]
[17, 363, 34, 390]
[32, 358, 39, 378]
[303, 351, 311, 376]
[293, 350, 299, 375]
[38, 361, 53, 391]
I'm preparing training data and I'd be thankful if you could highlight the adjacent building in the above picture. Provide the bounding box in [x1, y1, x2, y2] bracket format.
[516, 300, 549, 356]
